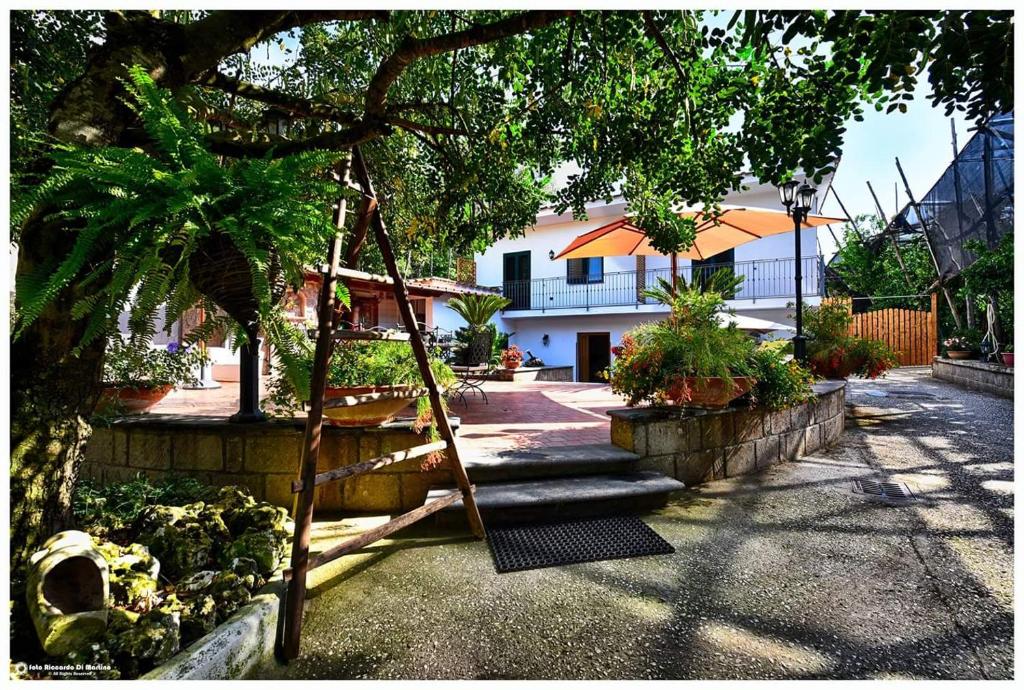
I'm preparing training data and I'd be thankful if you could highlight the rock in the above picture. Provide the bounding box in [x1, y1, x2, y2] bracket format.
[26, 530, 109, 656]
[132, 504, 192, 544]
[209, 572, 252, 623]
[61, 641, 121, 680]
[174, 570, 217, 594]
[180, 595, 218, 645]
[225, 503, 290, 537]
[150, 520, 216, 579]
[226, 556, 266, 591]
[221, 531, 285, 576]
[94, 540, 161, 609]
[106, 609, 181, 679]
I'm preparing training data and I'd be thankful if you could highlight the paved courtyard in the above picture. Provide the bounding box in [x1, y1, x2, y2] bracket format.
[256, 367, 1013, 680]
[153, 379, 623, 454]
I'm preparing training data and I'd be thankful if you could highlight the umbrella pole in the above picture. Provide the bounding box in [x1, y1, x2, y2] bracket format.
[670, 252, 678, 295]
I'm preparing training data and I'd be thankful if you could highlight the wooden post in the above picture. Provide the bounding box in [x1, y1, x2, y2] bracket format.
[282, 156, 351, 661]
[928, 292, 939, 359]
[350, 146, 486, 539]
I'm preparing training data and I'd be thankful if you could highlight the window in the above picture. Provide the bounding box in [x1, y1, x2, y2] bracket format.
[567, 257, 604, 284]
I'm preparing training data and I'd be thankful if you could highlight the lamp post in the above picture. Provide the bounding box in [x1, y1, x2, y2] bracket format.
[778, 180, 817, 362]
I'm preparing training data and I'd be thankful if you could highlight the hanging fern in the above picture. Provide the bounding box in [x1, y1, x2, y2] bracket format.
[13, 65, 348, 381]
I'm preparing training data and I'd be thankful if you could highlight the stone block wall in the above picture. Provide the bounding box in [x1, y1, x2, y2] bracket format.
[82, 415, 455, 512]
[609, 381, 846, 486]
[931, 356, 1013, 398]
[487, 365, 574, 382]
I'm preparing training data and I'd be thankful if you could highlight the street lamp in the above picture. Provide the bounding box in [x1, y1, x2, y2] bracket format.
[778, 180, 817, 362]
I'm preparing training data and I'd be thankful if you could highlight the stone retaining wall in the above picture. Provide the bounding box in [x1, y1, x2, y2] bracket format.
[608, 381, 846, 486]
[82, 415, 455, 512]
[931, 356, 1013, 398]
[486, 365, 574, 382]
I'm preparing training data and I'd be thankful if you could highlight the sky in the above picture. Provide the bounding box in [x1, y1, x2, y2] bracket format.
[816, 78, 973, 256]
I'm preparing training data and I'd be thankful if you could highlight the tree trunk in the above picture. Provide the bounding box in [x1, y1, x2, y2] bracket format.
[9, 13, 182, 572]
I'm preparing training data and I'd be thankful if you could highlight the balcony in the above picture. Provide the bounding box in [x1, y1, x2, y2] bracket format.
[499, 256, 825, 313]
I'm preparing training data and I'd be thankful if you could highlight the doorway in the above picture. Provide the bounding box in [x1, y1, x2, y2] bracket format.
[576, 332, 611, 383]
[503, 251, 531, 310]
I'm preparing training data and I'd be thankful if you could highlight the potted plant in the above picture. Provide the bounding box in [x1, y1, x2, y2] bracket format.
[501, 345, 524, 370]
[268, 340, 455, 429]
[448, 293, 511, 365]
[1001, 344, 1014, 367]
[803, 302, 899, 379]
[608, 271, 757, 409]
[99, 339, 208, 414]
[943, 329, 980, 360]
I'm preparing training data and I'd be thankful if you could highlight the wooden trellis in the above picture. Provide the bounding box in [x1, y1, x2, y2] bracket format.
[281, 146, 485, 660]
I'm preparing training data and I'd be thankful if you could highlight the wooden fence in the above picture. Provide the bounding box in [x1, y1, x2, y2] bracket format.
[823, 293, 938, 366]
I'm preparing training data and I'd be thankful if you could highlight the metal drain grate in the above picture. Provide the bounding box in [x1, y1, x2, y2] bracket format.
[854, 479, 914, 501]
[488, 516, 675, 573]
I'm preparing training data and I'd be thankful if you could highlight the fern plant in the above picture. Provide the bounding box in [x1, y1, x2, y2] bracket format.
[12, 66, 346, 390]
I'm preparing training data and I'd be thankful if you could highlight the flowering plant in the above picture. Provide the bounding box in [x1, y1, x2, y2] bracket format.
[802, 302, 898, 379]
[943, 329, 980, 353]
[500, 345, 524, 365]
[103, 338, 208, 388]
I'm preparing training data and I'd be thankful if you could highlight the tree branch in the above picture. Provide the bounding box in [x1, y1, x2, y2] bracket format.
[181, 10, 389, 77]
[200, 71, 360, 125]
[385, 116, 468, 137]
[206, 120, 386, 157]
[364, 10, 574, 117]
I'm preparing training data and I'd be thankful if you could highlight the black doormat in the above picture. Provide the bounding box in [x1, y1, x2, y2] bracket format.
[487, 516, 675, 573]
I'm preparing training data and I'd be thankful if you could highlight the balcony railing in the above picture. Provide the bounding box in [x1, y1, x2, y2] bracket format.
[499, 256, 825, 312]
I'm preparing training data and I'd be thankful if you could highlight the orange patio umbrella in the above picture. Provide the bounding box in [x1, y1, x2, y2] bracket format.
[554, 206, 846, 268]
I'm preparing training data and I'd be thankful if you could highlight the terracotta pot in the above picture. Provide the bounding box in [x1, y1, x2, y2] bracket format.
[503, 360, 522, 370]
[322, 385, 425, 427]
[1001, 352, 1014, 367]
[665, 376, 755, 409]
[946, 350, 974, 360]
[99, 384, 174, 414]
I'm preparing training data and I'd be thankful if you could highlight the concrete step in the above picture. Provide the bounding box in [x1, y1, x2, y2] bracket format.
[428, 471, 686, 526]
[460, 444, 640, 483]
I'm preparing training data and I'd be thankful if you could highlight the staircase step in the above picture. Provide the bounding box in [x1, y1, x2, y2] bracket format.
[428, 471, 685, 526]
[461, 444, 639, 483]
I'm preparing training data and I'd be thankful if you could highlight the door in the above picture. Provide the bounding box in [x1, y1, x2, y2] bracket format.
[576, 332, 611, 382]
[503, 251, 531, 310]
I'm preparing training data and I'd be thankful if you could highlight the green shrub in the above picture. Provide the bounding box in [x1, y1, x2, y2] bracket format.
[748, 343, 816, 410]
[608, 271, 756, 405]
[803, 302, 899, 379]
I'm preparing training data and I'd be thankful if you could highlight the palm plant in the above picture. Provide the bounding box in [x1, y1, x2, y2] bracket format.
[13, 66, 345, 389]
[447, 293, 510, 365]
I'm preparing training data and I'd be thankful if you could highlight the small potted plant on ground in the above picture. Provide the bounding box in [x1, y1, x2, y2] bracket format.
[1001, 344, 1014, 367]
[99, 338, 208, 414]
[501, 345, 524, 370]
[608, 271, 757, 409]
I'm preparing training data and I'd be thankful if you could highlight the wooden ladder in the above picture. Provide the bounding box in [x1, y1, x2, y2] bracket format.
[281, 147, 486, 660]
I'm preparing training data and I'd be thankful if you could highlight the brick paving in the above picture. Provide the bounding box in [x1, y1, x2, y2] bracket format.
[152, 380, 627, 453]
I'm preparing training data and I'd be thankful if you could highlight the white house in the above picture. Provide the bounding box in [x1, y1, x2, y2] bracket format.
[471, 173, 837, 382]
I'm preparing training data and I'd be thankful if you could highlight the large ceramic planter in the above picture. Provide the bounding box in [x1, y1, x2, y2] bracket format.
[946, 350, 974, 360]
[665, 376, 755, 409]
[99, 384, 173, 414]
[502, 360, 521, 370]
[322, 385, 423, 427]
[1001, 352, 1014, 367]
